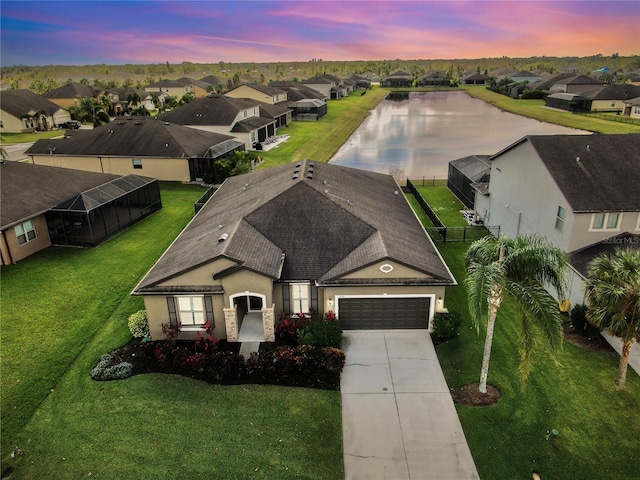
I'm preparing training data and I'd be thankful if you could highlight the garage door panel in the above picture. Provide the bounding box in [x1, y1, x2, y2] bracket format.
[339, 297, 430, 330]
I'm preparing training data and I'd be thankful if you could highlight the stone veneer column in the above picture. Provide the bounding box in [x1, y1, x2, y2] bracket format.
[262, 304, 275, 342]
[224, 306, 238, 342]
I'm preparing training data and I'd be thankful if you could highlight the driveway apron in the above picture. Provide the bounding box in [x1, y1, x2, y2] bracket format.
[341, 330, 479, 480]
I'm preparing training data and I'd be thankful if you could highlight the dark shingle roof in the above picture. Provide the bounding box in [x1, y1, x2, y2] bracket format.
[146, 80, 188, 88]
[229, 83, 286, 97]
[0, 161, 120, 229]
[26, 116, 236, 158]
[158, 95, 258, 126]
[175, 77, 211, 90]
[269, 82, 326, 101]
[579, 84, 640, 101]
[200, 75, 224, 86]
[0, 89, 64, 117]
[135, 161, 455, 290]
[497, 134, 640, 213]
[44, 82, 102, 99]
[569, 233, 640, 275]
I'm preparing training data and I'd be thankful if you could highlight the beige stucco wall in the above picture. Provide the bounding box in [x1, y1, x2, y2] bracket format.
[590, 98, 626, 112]
[30, 154, 191, 181]
[568, 211, 640, 252]
[1, 214, 52, 264]
[226, 85, 287, 105]
[186, 124, 252, 150]
[0, 112, 25, 133]
[342, 260, 433, 280]
[47, 98, 77, 110]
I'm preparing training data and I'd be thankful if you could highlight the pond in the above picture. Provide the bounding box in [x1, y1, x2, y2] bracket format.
[329, 91, 589, 179]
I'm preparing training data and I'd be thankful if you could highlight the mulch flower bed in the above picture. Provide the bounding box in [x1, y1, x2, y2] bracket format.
[94, 338, 344, 391]
[450, 382, 502, 406]
[562, 324, 615, 353]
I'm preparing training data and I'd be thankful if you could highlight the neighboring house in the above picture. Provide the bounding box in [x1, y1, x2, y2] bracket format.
[473, 134, 640, 306]
[463, 73, 490, 85]
[579, 84, 640, 113]
[225, 83, 288, 105]
[417, 71, 449, 87]
[26, 116, 243, 182]
[526, 73, 574, 93]
[200, 75, 225, 90]
[145, 80, 192, 99]
[133, 161, 456, 341]
[548, 75, 602, 94]
[0, 160, 160, 264]
[44, 82, 104, 110]
[447, 155, 491, 209]
[107, 87, 156, 114]
[0, 89, 71, 132]
[301, 76, 339, 98]
[269, 81, 328, 121]
[174, 77, 212, 98]
[510, 71, 542, 84]
[349, 75, 371, 89]
[158, 94, 279, 150]
[622, 96, 640, 119]
[381, 70, 413, 87]
[253, 101, 292, 128]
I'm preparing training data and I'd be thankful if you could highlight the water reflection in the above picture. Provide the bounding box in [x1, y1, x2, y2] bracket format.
[330, 91, 589, 179]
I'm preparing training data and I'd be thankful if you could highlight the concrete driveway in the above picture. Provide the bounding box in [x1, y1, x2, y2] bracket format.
[341, 330, 479, 480]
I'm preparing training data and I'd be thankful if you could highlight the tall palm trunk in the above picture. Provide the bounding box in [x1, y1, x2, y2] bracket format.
[479, 285, 502, 393]
[616, 340, 634, 388]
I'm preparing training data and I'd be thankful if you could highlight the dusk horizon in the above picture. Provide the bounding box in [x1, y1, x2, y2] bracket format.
[1, 1, 638, 67]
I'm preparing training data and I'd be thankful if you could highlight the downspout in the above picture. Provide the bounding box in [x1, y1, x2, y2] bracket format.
[1, 229, 15, 265]
[516, 211, 522, 236]
[99, 157, 104, 173]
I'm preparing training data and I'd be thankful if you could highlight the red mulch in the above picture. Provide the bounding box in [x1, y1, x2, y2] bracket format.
[450, 382, 501, 406]
[562, 324, 615, 353]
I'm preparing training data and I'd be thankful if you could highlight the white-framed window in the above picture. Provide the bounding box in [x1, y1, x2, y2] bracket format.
[590, 212, 621, 231]
[290, 283, 310, 314]
[176, 296, 205, 326]
[132, 159, 143, 169]
[555, 206, 566, 232]
[15, 220, 36, 245]
[635, 106, 640, 115]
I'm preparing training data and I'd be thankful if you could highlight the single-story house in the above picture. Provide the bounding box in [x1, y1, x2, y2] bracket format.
[463, 73, 490, 85]
[473, 134, 640, 306]
[622, 96, 640, 119]
[579, 85, 640, 113]
[158, 94, 279, 150]
[0, 160, 161, 264]
[226, 83, 288, 105]
[349, 75, 371, 89]
[509, 71, 542, 84]
[44, 82, 105, 110]
[548, 75, 602, 94]
[447, 155, 491, 209]
[133, 161, 456, 341]
[26, 116, 244, 182]
[545, 92, 590, 112]
[0, 89, 71, 132]
[417, 71, 449, 87]
[381, 70, 413, 88]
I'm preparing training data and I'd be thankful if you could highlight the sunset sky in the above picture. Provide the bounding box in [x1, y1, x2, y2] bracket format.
[1, 1, 638, 66]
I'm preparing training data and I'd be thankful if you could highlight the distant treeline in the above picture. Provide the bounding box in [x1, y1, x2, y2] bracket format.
[2, 54, 639, 92]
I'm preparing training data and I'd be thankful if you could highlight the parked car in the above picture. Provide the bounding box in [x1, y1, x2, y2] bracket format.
[59, 121, 81, 129]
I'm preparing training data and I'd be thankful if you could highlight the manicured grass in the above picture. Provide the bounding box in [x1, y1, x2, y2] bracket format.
[258, 88, 389, 168]
[462, 86, 640, 134]
[2, 182, 343, 479]
[0, 130, 65, 144]
[435, 242, 640, 480]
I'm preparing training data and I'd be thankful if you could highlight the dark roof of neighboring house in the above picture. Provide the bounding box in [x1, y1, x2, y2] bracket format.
[0, 160, 120, 229]
[569, 233, 640, 276]
[158, 95, 259, 126]
[134, 161, 456, 291]
[301, 77, 335, 85]
[253, 101, 291, 119]
[624, 96, 640, 106]
[228, 83, 286, 97]
[493, 134, 640, 213]
[199, 75, 224, 86]
[555, 75, 602, 86]
[528, 73, 574, 90]
[44, 82, 102, 99]
[0, 89, 64, 117]
[26, 116, 236, 158]
[269, 82, 326, 101]
[108, 87, 152, 100]
[512, 71, 538, 77]
[578, 84, 640, 101]
[146, 80, 188, 88]
[387, 69, 412, 78]
[546, 92, 587, 101]
[175, 77, 211, 89]
[449, 155, 491, 182]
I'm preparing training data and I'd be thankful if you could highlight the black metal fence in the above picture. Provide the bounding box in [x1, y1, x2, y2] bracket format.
[406, 179, 445, 229]
[425, 225, 500, 242]
[573, 111, 640, 126]
[194, 186, 215, 213]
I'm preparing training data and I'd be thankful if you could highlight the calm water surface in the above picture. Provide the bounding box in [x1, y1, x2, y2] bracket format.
[330, 91, 589, 179]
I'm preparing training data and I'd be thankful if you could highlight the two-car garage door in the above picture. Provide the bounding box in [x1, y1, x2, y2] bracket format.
[338, 297, 431, 330]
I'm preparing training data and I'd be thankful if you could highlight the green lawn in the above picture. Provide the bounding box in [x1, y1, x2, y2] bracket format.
[258, 88, 389, 167]
[435, 242, 640, 480]
[0, 130, 65, 144]
[462, 86, 640, 134]
[1, 183, 343, 479]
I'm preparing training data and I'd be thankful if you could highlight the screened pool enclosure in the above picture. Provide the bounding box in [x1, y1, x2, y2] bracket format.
[45, 175, 161, 246]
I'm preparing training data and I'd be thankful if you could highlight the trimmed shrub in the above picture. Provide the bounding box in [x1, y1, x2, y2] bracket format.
[431, 311, 463, 345]
[571, 304, 601, 338]
[91, 353, 133, 381]
[127, 310, 150, 339]
[298, 318, 342, 348]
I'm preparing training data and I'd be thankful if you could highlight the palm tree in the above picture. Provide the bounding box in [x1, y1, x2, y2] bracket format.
[585, 248, 640, 388]
[69, 97, 109, 127]
[465, 234, 568, 393]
